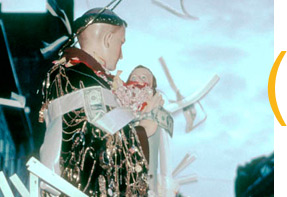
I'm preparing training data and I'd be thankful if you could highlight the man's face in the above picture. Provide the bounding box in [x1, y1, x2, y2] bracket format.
[105, 26, 126, 71]
[129, 67, 153, 87]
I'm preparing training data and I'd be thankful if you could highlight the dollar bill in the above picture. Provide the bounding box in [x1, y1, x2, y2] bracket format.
[151, 106, 174, 137]
[83, 87, 107, 123]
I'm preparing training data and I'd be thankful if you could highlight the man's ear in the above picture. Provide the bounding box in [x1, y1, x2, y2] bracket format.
[103, 32, 113, 48]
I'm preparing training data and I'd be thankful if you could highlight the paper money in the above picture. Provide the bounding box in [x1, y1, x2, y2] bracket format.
[83, 87, 106, 123]
[151, 106, 174, 137]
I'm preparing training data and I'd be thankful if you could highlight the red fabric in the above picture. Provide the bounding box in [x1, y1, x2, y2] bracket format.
[126, 81, 148, 89]
[139, 102, 147, 111]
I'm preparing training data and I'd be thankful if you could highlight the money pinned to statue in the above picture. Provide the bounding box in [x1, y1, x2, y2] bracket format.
[112, 70, 154, 115]
[141, 106, 174, 137]
[83, 86, 135, 135]
[83, 86, 107, 123]
[153, 107, 173, 136]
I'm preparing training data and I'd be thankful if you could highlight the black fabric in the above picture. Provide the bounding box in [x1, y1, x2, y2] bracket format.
[135, 126, 149, 164]
[42, 48, 149, 196]
[62, 48, 114, 80]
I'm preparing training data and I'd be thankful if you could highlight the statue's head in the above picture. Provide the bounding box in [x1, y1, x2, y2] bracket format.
[74, 8, 127, 71]
[127, 65, 157, 95]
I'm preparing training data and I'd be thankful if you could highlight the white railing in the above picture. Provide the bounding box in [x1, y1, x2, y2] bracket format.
[0, 157, 87, 197]
[0, 155, 197, 196]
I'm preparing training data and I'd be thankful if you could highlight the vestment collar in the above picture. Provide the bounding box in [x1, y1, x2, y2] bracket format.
[62, 47, 114, 80]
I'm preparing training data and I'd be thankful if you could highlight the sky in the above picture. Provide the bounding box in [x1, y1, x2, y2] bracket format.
[1, 0, 274, 196]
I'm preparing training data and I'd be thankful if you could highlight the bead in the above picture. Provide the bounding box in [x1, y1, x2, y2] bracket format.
[135, 164, 142, 172]
[108, 188, 113, 196]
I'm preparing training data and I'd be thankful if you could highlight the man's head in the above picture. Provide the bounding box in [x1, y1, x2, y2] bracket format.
[74, 8, 127, 71]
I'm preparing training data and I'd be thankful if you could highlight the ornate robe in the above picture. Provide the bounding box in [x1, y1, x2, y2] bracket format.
[39, 48, 149, 196]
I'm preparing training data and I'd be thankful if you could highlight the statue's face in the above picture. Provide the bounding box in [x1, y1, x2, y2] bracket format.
[105, 26, 126, 71]
[129, 67, 153, 87]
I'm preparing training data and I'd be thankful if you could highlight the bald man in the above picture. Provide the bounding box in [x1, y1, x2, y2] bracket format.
[39, 8, 149, 196]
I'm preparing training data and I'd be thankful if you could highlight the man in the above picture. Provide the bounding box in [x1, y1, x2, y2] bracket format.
[39, 8, 150, 196]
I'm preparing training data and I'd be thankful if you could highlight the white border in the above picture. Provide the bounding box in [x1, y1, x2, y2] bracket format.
[274, 0, 287, 196]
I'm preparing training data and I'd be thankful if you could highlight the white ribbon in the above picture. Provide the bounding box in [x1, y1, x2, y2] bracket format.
[44, 86, 135, 134]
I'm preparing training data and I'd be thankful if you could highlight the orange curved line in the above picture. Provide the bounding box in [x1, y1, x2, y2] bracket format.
[268, 51, 286, 126]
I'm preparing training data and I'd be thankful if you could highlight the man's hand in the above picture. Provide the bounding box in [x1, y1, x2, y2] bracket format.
[139, 92, 164, 137]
